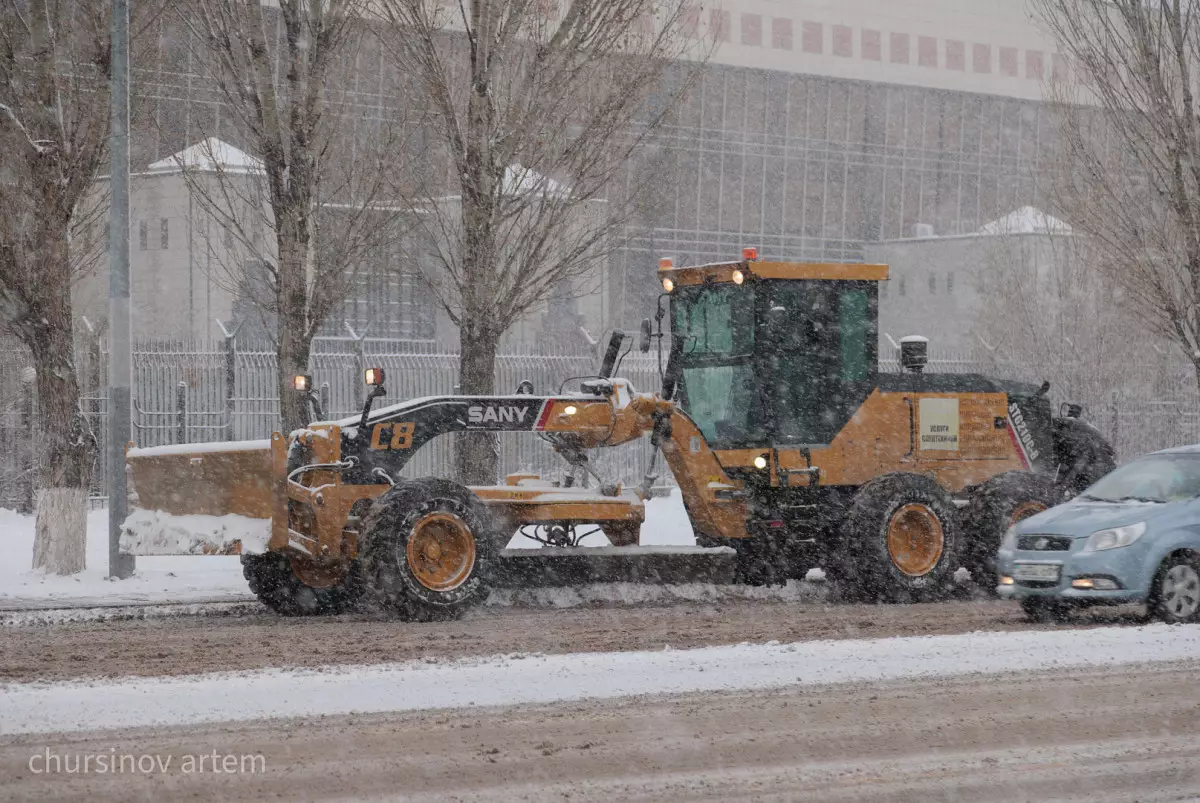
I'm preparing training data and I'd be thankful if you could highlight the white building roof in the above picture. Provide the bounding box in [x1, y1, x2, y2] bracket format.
[502, 164, 570, 198]
[147, 137, 264, 175]
[977, 206, 1072, 236]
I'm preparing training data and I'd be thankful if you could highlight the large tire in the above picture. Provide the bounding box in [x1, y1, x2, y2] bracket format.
[358, 478, 497, 621]
[1148, 552, 1200, 624]
[830, 473, 960, 603]
[1053, 417, 1116, 496]
[242, 552, 361, 616]
[962, 471, 1063, 583]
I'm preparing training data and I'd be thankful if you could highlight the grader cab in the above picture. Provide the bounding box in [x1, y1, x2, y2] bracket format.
[123, 252, 1116, 618]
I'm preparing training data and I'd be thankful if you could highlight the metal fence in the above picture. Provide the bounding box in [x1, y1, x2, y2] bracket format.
[0, 337, 1197, 509]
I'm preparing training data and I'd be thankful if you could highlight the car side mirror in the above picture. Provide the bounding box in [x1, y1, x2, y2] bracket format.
[639, 318, 652, 353]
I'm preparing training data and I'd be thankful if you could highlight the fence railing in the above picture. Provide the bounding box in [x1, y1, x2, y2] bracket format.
[0, 337, 1196, 510]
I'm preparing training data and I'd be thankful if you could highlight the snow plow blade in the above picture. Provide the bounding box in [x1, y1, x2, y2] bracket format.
[495, 545, 737, 587]
[122, 438, 282, 556]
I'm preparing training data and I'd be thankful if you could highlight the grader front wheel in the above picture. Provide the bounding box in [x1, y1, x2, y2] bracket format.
[358, 478, 497, 621]
[242, 552, 361, 616]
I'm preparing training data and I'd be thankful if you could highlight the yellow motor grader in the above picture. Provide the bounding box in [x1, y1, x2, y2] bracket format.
[123, 252, 1115, 618]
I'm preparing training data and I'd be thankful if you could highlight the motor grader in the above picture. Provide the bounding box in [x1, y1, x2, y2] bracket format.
[123, 252, 1115, 618]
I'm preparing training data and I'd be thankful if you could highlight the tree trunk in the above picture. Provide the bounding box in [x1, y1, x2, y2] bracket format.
[455, 324, 499, 485]
[276, 212, 314, 434]
[28, 284, 91, 575]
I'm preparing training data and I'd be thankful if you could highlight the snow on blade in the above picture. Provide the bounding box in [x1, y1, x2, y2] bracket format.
[119, 509, 271, 556]
[126, 439, 271, 458]
[2, 624, 1197, 735]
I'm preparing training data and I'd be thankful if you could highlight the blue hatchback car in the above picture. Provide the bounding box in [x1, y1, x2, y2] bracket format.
[997, 445, 1200, 623]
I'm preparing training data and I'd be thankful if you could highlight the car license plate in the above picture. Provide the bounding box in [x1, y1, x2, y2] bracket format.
[1013, 562, 1060, 582]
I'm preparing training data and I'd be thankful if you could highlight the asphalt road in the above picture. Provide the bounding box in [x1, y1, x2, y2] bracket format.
[0, 597, 1148, 683]
[3, 662, 1196, 802]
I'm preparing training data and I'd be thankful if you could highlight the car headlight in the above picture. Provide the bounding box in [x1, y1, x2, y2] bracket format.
[1084, 521, 1146, 552]
[1000, 525, 1017, 551]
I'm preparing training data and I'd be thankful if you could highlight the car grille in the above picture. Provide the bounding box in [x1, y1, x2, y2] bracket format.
[1016, 534, 1073, 552]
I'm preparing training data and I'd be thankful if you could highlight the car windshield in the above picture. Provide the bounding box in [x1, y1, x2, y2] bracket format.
[1083, 454, 1200, 503]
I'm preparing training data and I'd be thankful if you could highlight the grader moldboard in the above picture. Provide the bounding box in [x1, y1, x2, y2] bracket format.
[123, 253, 1115, 619]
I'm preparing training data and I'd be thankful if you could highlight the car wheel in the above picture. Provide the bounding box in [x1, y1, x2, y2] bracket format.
[1020, 597, 1071, 623]
[1151, 553, 1200, 624]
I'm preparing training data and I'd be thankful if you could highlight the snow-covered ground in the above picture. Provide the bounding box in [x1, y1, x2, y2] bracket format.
[3, 624, 1197, 735]
[0, 492, 698, 607]
[0, 508, 251, 607]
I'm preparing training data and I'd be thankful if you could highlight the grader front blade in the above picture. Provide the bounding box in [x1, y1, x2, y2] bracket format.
[121, 436, 285, 556]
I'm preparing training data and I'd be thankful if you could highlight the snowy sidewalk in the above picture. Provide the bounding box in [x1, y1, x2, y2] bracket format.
[0, 509, 253, 611]
[3, 624, 1198, 735]
[0, 493, 700, 611]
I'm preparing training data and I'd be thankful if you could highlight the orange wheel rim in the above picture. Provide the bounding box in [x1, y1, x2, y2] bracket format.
[290, 556, 345, 589]
[406, 512, 476, 592]
[887, 503, 945, 577]
[1009, 501, 1048, 526]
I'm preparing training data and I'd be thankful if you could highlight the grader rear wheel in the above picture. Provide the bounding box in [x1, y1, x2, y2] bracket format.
[830, 472, 960, 603]
[963, 471, 1062, 584]
[886, 504, 945, 578]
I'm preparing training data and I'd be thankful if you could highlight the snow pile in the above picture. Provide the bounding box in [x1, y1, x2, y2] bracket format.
[3, 624, 1197, 735]
[0, 509, 250, 607]
[0, 601, 261, 628]
[486, 578, 822, 609]
[126, 439, 271, 458]
[120, 509, 271, 556]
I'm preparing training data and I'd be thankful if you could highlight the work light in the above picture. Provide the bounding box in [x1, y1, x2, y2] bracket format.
[293, 375, 312, 392]
[365, 367, 386, 387]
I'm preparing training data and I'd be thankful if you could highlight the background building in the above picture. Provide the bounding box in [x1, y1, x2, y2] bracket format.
[90, 0, 1066, 351]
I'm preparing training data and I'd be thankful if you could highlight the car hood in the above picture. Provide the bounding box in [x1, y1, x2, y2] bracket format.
[1015, 497, 1181, 537]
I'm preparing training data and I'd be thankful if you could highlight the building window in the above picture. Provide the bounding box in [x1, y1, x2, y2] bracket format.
[898, 275, 906, 296]
[138, 220, 148, 251]
[771, 18, 792, 50]
[802, 21, 822, 54]
[946, 272, 955, 293]
[832, 25, 852, 57]
[928, 273, 937, 294]
[160, 218, 170, 250]
[741, 14, 762, 47]
[709, 9, 730, 43]
[862, 30, 882, 61]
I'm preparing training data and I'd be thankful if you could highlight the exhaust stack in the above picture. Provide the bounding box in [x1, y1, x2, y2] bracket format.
[899, 335, 928, 373]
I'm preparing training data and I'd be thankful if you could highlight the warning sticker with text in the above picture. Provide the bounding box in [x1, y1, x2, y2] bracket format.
[918, 398, 960, 451]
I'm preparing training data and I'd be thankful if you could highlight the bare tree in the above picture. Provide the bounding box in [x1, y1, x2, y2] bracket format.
[1036, 0, 1200, 396]
[375, 0, 710, 483]
[972, 226, 1180, 406]
[0, 1, 128, 573]
[180, 0, 414, 432]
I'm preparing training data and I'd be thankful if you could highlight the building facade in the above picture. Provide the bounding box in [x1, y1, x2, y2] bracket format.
[106, 1, 1065, 349]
